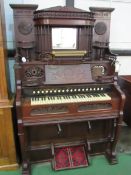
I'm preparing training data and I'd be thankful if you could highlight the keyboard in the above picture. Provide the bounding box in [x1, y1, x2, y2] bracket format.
[31, 93, 111, 105]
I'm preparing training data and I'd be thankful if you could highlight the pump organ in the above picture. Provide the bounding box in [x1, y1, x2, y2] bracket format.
[10, 4, 125, 175]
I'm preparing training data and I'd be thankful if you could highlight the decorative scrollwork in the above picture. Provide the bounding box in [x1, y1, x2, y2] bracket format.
[91, 65, 106, 77]
[31, 106, 68, 115]
[18, 21, 33, 35]
[25, 66, 44, 78]
[94, 22, 107, 35]
[38, 52, 54, 61]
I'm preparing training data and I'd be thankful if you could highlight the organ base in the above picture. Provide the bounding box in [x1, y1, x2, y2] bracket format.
[18, 114, 123, 175]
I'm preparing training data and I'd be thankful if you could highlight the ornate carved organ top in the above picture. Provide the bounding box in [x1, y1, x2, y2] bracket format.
[10, 4, 125, 175]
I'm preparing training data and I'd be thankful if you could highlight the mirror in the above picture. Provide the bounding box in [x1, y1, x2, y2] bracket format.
[52, 28, 77, 50]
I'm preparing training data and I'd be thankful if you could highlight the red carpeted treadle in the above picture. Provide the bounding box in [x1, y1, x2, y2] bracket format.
[54, 145, 88, 170]
[54, 147, 70, 170]
[70, 146, 88, 167]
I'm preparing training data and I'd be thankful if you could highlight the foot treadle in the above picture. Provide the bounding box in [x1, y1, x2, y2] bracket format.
[53, 145, 89, 170]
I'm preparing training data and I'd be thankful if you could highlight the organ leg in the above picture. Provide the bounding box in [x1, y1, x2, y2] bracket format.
[105, 116, 122, 164]
[18, 122, 31, 175]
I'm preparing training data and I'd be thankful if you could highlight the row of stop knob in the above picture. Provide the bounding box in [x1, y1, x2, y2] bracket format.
[32, 87, 104, 95]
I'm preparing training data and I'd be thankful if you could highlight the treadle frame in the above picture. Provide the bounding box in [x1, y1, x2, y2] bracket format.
[52, 144, 89, 170]
[18, 113, 124, 175]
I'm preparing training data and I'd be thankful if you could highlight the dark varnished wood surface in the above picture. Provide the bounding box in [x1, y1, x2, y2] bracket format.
[119, 75, 131, 126]
[119, 75, 131, 82]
